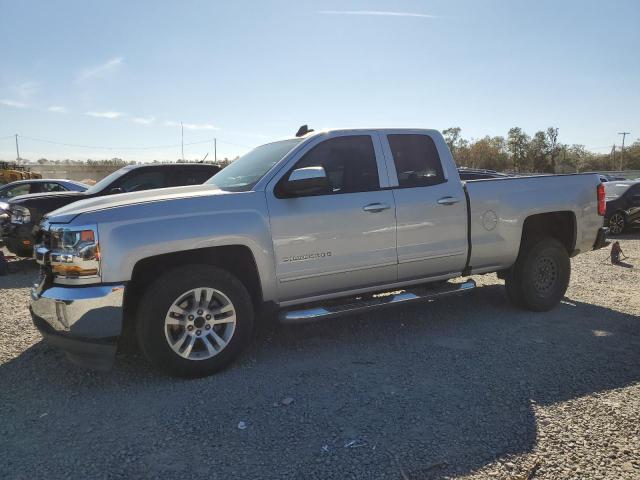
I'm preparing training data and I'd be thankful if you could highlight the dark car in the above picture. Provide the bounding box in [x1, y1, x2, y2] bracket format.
[2, 163, 220, 256]
[457, 168, 511, 181]
[0, 179, 88, 226]
[604, 180, 640, 235]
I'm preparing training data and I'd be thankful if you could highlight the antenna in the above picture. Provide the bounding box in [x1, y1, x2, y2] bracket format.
[295, 125, 314, 137]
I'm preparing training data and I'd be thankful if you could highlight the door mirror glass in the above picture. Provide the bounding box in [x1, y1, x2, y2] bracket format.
[282, 166, 331, 197]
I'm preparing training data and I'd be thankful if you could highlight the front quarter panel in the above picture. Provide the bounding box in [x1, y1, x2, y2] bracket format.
[79, 191, 277, 302]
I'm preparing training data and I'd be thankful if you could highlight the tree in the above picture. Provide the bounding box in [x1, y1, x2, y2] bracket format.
[442, 127, 461, 155]
[529, 131, 550, 172]
[507, 127, 530, 172]
[545, 127, 560, 173]
[566, 144, 588, 172]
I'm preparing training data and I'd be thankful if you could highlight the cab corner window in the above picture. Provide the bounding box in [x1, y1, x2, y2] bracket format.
[280, 135, 380, 197]
[388, 134, 445, 188]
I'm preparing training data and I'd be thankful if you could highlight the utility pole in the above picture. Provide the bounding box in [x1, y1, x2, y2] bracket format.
[611, 144, 616, 171]
[15, 134, 20, 161]
[618, 132, 630, 171]
[214, 138, 217, 163]
[181, 122, 184, 161]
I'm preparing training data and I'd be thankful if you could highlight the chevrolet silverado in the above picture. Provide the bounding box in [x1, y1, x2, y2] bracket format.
[30, 128, 608, 377]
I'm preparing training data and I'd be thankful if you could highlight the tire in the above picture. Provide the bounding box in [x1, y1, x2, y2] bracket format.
[504, 237, 570, 312]
[608, 212, 626, 235]
[136, 264, 254, 377]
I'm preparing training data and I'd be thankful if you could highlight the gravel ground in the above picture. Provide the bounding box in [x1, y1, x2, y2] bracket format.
[0, 233, 639, 480]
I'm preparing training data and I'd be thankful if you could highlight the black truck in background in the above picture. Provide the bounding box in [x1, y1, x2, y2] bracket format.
[2, 163, 220, 256]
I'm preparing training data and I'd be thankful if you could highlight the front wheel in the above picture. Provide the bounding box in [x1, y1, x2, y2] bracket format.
[136, 265, 254, 377]
[504, 237, 570, 312]
[608, 212, 626, 235]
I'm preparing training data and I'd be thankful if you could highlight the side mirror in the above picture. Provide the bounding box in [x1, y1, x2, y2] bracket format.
[281, 166, 331, 197]
[109, 187, 124, 195]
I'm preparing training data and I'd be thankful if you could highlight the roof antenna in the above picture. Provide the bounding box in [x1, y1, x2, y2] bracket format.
[295, 124, 314, 137]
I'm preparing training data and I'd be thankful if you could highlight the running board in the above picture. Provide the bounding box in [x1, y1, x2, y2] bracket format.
[279, 279, 476, 324]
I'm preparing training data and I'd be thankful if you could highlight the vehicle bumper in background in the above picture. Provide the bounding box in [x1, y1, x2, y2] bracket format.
[30, 283, 125, 370]
[1, 222, 35, 254]
[593, 227, 609, 250]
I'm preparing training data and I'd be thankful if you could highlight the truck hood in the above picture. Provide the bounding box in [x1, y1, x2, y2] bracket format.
[9, 190, 86, 205]
[46, 184, 229, 223]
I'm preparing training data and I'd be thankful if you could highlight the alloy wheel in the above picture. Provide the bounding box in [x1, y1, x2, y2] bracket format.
[164, 287, 236, 361]
[608, 213, 625, 235]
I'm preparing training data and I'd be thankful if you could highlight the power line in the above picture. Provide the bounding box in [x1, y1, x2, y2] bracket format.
[14, 134, 250, 151]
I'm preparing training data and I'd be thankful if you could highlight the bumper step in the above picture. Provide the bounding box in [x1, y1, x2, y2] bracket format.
[279, 279, 476, 324]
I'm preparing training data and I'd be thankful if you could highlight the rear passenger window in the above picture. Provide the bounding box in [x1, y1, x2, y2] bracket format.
[118, 171, 166, 192]
[42, 182, 66, 192]
[388, 134, 445, 188]
[290, 135, 380, 195]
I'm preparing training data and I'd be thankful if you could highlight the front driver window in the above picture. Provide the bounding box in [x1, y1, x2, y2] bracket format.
[286, 135, 380, 195]
[6, 184, 31, 197]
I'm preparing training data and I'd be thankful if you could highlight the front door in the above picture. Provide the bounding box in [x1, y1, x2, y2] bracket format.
[266, 133, 397, 303]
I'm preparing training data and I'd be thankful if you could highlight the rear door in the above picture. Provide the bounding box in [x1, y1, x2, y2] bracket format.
[169, 167, 218, 187]
[381, 131, 468, 281]
[626, 184, 640, 222]
[111, 168, 168, 193]
[266, 132, 397, 302]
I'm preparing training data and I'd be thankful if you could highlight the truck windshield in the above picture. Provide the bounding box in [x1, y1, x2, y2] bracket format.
[207, 139, 302, 192]
[604, 183, 632, 199]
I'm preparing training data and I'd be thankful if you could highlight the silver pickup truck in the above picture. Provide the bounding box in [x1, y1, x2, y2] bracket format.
[30, 128, 609, 377]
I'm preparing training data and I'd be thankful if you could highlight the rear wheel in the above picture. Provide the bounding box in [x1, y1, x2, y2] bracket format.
[608, 212, 626, 235]
[136, 265, 254, 377]
[504, 237, 570, 312]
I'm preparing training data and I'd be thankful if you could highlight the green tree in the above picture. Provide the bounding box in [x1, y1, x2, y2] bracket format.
[507, 127, 530, 172]
[442, 127, 461, 155]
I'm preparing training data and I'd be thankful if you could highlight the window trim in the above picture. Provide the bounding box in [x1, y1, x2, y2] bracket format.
[267, 131, 391, 199]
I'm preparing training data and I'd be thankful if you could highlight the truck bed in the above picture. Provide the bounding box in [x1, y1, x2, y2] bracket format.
[465, 173, 603, 274]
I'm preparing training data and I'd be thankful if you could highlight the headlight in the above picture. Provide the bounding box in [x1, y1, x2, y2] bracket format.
[48, 225, 101, 284]
[10, 205, 31, 224]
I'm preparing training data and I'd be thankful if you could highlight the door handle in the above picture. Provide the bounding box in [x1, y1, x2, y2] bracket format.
[437, 196, 461, 206]
[363, 203, 391, 213]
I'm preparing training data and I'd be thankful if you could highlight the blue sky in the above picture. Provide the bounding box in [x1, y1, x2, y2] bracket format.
[0, 0, 638, 161]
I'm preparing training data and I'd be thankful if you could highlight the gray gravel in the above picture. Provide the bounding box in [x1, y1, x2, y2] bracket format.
[1, 234, 639, 480]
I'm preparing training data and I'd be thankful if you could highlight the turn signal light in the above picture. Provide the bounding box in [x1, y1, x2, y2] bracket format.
[597, 183, 606, 216]
[52, 264, 99, 277]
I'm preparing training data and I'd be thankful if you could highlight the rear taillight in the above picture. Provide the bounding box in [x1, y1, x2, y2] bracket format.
[597, 183, 606, 216]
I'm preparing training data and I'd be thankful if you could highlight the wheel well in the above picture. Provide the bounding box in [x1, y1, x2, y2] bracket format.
[520, 212, 576, 254]
[123, 246, 262, 335]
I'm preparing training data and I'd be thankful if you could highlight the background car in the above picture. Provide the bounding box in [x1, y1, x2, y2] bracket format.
[604, 180, 640, 234]
[0, 178, 87, 201]
[0, 179, 88, 226]
[2, 163, 220, 256]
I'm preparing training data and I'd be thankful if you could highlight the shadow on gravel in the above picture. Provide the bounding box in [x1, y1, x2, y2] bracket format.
[0, 258, 38, 290]
[1, 284, 639, 479]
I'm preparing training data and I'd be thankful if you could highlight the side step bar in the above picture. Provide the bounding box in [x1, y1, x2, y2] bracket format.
[279, 279, 476, 324]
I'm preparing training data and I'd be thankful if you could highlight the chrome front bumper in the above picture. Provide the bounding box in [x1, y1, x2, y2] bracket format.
[30, 282, 125, 370]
